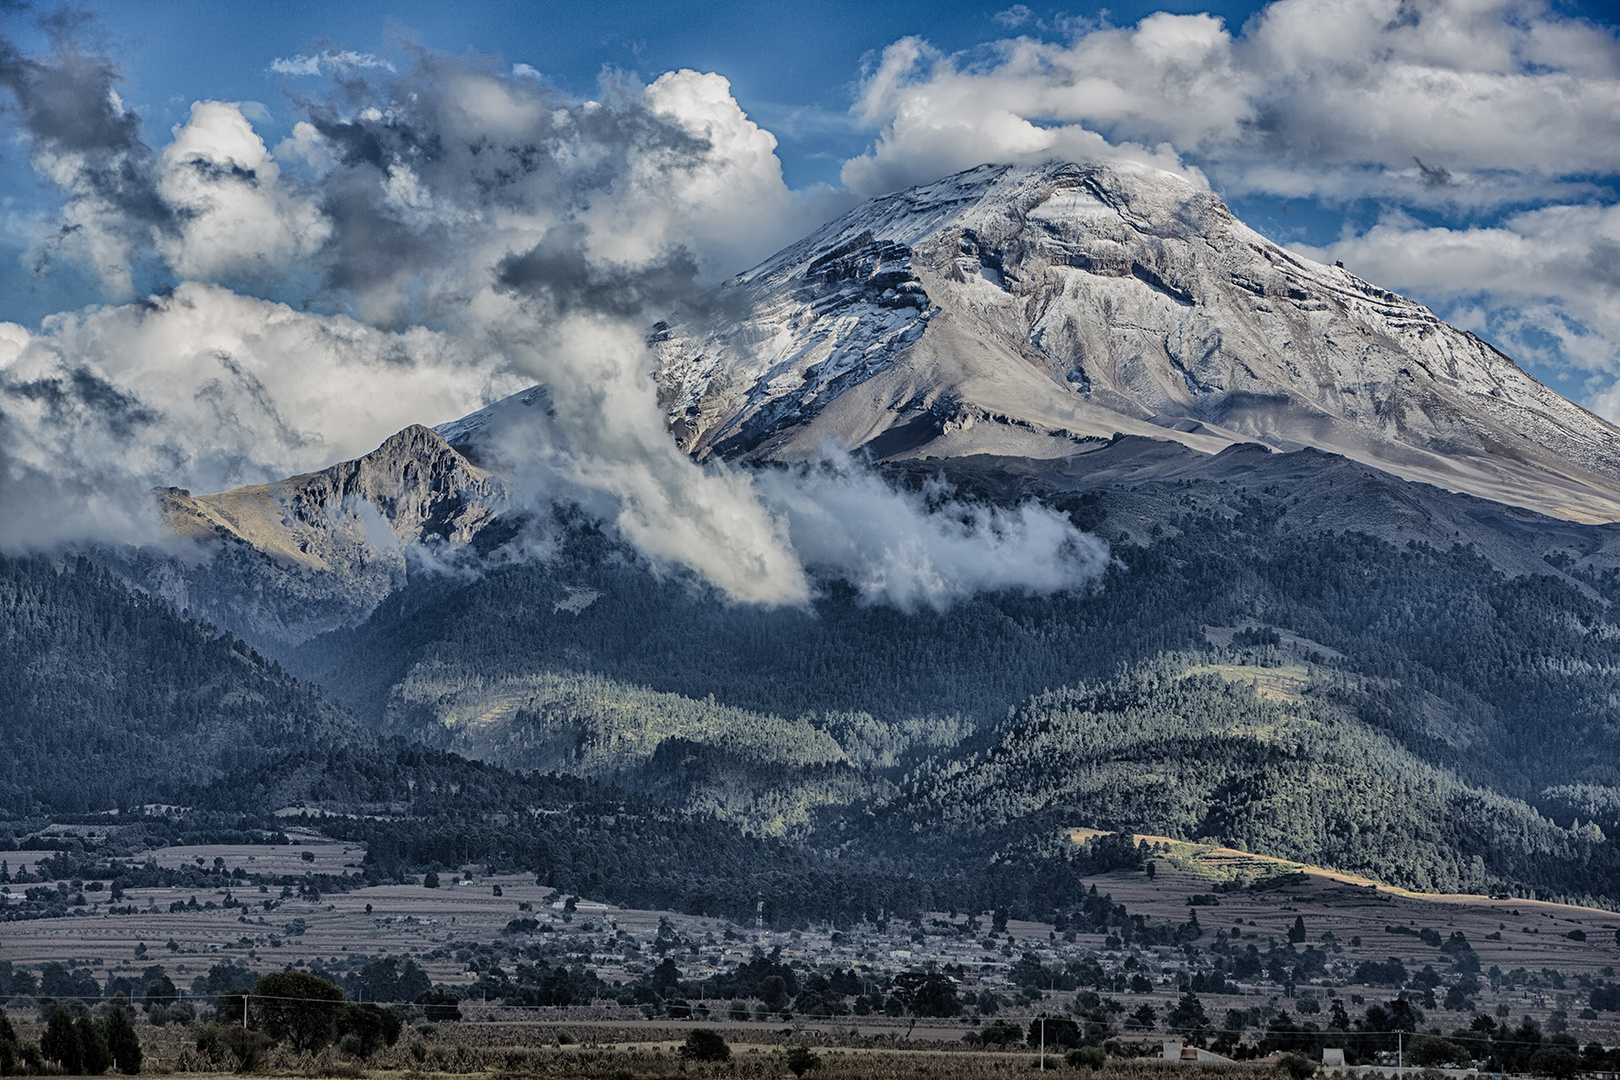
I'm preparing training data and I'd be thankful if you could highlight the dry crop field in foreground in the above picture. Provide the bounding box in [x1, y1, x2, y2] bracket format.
[3, 1012, 1288, 1080]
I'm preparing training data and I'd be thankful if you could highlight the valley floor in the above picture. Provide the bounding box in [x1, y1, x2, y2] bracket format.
[6, 831, 1620, 1051]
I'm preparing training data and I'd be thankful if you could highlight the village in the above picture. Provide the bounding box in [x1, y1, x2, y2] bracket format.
[4, 829, 1620, 1076]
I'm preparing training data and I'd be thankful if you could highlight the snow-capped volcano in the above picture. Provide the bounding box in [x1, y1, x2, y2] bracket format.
[653, 161, 1620, 523]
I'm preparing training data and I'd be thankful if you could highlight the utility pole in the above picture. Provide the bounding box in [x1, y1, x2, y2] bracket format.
[1040, 1017, 1046, 1072]
[1397, 1031, 1403, 1071]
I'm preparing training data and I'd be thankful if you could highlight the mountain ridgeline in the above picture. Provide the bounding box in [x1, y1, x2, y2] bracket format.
[16, 160, 1620, 918]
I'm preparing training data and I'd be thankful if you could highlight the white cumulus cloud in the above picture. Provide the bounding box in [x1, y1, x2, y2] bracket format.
[845, 0, 1620, 205]
[0, 283, 524, 547]
[156, 102, 331, 283]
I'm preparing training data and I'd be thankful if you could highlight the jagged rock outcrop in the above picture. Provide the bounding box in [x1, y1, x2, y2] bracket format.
[139, 425, 507, 644]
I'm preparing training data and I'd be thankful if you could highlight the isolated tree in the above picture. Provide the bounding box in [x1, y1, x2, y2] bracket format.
[890, 971, 961, 1017]
[1288, 915, 1307, 943]
[1026, 1016, 1082, 1050]
[1167, 992, 1210, 1036]
[677, 1029, 730, 1063]
[253, 971, 346, 1053]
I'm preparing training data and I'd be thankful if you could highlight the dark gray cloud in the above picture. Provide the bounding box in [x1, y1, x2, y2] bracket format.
[1414, 158, 1453, 188]
[0, 18, 170, 284]
[2, 364, 159, 439]
[496, 225, 698, 319]
[286, 65, 725, 328]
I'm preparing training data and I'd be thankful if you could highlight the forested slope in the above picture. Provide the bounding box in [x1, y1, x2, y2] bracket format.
[287, 481, 1620, 805]
[0, 555, 365, 813]
[873, 669, 1618, 901]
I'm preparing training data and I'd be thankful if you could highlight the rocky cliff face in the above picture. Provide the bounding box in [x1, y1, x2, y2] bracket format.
[654, 161, 1620, 523]
[142, 425, 507, 644]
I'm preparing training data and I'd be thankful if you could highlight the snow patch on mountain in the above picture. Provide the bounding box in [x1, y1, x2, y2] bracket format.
[654, 161, 1620, 523]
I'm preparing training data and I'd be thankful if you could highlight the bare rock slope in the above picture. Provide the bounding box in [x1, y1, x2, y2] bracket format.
[654, 161, 1620, 523]
[146, 425, 505, 643]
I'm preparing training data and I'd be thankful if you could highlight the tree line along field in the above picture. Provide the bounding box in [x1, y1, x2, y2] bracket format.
[0, 1006, 1309, 1080]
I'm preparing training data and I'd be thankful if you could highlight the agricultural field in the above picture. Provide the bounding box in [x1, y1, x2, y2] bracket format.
[6, 830, 1620, 1052]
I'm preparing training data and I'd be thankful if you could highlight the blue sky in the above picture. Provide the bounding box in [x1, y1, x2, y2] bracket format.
[2, 1, 1278, 187]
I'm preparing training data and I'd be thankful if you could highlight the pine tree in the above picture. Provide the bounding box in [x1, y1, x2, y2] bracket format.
[103, 997, 142, 1075]
[41, 1010, 79, 1074]
[76, 1013, 112, 1075]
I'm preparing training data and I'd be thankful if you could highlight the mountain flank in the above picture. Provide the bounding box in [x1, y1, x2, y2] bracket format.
[654, 161, 1620, 523]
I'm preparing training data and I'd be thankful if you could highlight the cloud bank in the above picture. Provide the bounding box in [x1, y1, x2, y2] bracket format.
[845, 0, 1620, 207]
[4, 0, 1616, 597]
[0, 283, 523, 547]
[758, 463, 1110, 612]
[0, 26, 1102, 607]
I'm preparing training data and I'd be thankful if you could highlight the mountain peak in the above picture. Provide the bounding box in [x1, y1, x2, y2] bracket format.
[151, 425, 507, 644]
[654, 159, 1620, 523]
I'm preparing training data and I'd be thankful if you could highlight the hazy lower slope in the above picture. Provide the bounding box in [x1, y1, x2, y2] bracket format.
[0, 555, 365, 813]
[654, 161, 1620, 523]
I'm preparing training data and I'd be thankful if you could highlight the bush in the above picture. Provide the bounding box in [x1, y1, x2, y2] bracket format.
[980, 1020, 1024, 1047]
[1277, 1052, 1318, 1080]
[336, 1003, 402, 1059]
[1067, 1046, 1106, 1069]
[0, 1007, 44, 1076]
[1408, 1035, 1470, 1067]
[1529, 1046, 1581, 1078]
[784, 1044, 823, 1076]
[677, 1029, 731, 1063]
[415, 989, 462, 1023]
[221, 1026, 273, 1071]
